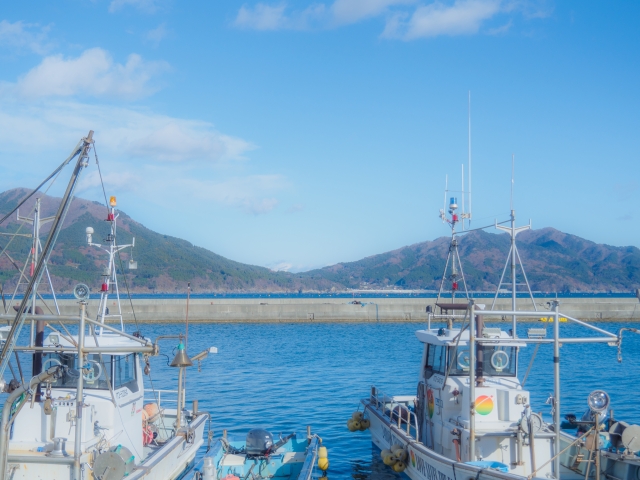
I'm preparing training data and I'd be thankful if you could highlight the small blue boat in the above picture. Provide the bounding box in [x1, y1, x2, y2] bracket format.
[183, 428, 327, 480]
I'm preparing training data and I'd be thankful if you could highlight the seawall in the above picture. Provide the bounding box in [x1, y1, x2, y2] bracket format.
[43, 296, 640, 323]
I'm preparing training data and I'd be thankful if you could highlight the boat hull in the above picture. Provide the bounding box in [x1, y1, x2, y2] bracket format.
[363, 399, 546, 480]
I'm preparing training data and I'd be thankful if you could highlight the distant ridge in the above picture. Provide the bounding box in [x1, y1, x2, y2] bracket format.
[300, 228, 640, 292]
[0, 188, 638, 293]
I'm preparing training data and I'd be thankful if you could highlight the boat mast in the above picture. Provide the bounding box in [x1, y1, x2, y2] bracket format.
[0, 131, 94, 380]
[491, 155, 536, 338]
[87, 196, 135, 335]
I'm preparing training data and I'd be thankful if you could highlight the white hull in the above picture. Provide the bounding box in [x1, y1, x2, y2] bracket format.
[5, 413, 207, 480]
[364, 401, 547, 480]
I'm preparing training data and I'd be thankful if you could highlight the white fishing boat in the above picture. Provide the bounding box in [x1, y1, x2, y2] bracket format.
[355, 174, 640, 480]
[0, 131, 214, 480]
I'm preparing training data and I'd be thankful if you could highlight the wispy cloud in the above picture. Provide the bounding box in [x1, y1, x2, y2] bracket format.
[146, 23, 168, 45]
[383, 0, 502, 39]
[331, 0, 416, 25]
[487, 18, 512, 35]
[176, 175, 287, 214]
[234, 3, 327, 30]
[109, 0, 162, 14]
[0, 99, 280, 214]
[13, 48, 169, 100]
[0, 20, 52, 55]
[233, 0, 543, 38]
[286, 203, 304, 213]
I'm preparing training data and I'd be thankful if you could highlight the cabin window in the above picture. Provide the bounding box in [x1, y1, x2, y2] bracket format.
[424, 345, 447, 378]
[113, 354, 139, 392]
[448, 345, 517, 377]
[42, 353, 112, 390]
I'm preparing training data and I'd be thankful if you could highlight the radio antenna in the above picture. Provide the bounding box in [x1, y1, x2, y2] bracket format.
[468, 91, 472, 228]
[511, 153, 514, 210]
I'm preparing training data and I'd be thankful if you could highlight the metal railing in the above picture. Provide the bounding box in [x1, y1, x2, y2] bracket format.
[145, 388, 185, 410]
[369, 386, 420, 439]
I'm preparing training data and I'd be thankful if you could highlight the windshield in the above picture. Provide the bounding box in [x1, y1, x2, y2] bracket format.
[41, 353, 137, 390]
[448, 345, 517, 377]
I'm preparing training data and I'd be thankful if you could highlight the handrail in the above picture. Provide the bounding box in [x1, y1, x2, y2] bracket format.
[369, 386, 419, 439]
[144, 388, 185, 409]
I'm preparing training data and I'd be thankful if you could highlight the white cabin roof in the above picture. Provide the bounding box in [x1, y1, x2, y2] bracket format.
[46, 332, 148, 349]
[415, 328, 527, 347]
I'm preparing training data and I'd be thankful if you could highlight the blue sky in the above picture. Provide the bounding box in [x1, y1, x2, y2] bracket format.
[0, 1, 638, 272]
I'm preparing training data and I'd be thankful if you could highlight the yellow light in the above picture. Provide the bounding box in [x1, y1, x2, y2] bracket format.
[109, 196, 117, 207]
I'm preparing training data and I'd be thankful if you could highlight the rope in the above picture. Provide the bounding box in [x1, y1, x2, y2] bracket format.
[93, 143, 111, 216]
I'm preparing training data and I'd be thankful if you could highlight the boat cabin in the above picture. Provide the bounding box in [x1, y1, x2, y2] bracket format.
[415, 326, 554, 476]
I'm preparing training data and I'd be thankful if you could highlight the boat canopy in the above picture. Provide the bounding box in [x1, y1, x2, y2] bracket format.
[415, 328, 527, 348]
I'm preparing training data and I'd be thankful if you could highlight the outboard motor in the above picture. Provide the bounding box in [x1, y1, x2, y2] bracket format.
[246, 429, 274, 456]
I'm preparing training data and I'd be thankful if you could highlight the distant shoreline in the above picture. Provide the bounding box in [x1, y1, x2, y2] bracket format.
[16, 291, 640, 300]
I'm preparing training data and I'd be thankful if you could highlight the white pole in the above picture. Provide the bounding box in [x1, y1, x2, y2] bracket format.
[469, 300, 476, 461]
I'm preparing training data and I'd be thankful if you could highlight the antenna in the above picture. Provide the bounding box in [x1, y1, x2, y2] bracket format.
[468, 91, 472, 227]
[461, 164, 465, 230]
[440, 175, 448, 222]
[511, 153, 514, 211]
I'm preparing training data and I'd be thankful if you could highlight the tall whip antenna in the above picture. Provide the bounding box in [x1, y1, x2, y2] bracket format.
[468, 91, 472, 228]
[511, 153, 515, 211]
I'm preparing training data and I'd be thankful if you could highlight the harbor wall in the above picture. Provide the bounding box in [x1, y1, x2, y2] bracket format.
[47, 297, 640, 323]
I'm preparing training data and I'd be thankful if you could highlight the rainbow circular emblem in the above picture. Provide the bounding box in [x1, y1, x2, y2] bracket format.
[475, 395, 494, 415]
[427, 389, 435, 418]
[410, 449, 416, 468]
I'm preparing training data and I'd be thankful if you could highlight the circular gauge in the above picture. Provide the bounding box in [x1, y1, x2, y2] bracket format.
[522, 413, 543, 435]
[490, 350, 510, 371]
[73, 283, 90, 301]
[457, 350, 470, 370]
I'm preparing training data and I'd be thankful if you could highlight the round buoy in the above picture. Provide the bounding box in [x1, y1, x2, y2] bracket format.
[352, 411, 364, 421]
[360, 419, 370, 430]
[347, 419, 357, 432]
[351, 420, 362, 430]
[144, 403, 159, 418]
[393, 461, 407, 473]
[394, 449, 408, 462]
[318, 457, 329, 471]
[380, 449, 391, 460]
[383, 453, 397, 466]
[390, 444, 403, 453]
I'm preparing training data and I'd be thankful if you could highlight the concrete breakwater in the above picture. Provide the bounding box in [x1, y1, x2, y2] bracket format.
[47, 296, 640, 323]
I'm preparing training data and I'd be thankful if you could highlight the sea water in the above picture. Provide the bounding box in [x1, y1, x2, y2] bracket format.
[137, 320, 640, 479]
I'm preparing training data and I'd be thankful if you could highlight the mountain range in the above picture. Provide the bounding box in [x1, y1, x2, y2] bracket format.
[0, 188, 638, 293]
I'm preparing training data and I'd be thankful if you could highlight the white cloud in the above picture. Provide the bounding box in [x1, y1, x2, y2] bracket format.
[0, 98, 283, 215]
[125, 122, 254, 163]
[15, 48, 169, 100]
[234, 3, 327, 30]
[175, 175, 287, 214]
[383, 0, 502, 39]
[78, 169, 140, 194]
[0, 20, 52, 55]
[146, 23, 168, 45]
[331, 0, 416, 25]
[286, 203, 304, 213]
[268, 261, 293, 271]
[487, 19, 512, 35]
[109, 0, 161, 13]
[234, 0, 537, 38]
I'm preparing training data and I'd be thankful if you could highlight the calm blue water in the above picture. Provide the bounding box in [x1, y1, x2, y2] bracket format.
[5, 320, 640, 479]
[134, 320, 640, 479]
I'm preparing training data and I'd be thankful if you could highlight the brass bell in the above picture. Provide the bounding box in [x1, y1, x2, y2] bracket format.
[170, 342, 193, 368]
